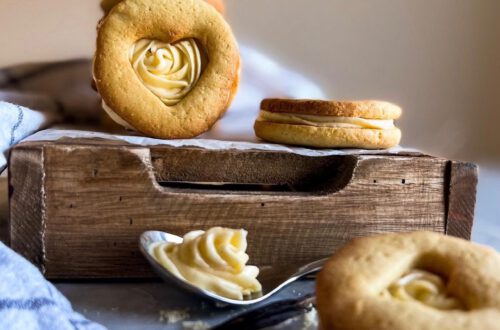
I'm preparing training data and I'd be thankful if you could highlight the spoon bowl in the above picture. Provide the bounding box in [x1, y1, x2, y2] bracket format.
[139, 230, 327, 306]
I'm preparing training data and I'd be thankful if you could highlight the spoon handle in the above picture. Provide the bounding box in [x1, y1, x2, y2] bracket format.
[294, 258, 329, 278]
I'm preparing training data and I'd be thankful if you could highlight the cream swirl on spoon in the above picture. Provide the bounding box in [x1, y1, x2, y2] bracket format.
[149, 227, 262, 301]
[130, 38, 204, 106]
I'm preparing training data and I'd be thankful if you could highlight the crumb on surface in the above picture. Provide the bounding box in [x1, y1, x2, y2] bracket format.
[302, 306, 319, 329]
[158, 309, 190, 324]
[214, 301, 228, 308]
[273, 304, 318, 330]
[182, 320, 210, 330]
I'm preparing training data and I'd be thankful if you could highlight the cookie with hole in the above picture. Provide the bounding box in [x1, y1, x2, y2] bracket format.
[316, 231, 500, 330]
[93, 0, 239, 139]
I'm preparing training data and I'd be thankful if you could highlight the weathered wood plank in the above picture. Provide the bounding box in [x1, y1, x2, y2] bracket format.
[0, 171, 9, 243]
[446, 161, 478, 239]
[9, 144, 45, 271]
[7, 141, 476, 279]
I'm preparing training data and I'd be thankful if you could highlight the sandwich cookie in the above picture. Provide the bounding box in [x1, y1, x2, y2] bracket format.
[94, 0, 239, 139]
[316, 232, 500, 330]
[254, 99, 402, 149]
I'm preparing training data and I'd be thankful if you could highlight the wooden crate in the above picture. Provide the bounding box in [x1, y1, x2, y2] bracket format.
[8, 139, 477, 279]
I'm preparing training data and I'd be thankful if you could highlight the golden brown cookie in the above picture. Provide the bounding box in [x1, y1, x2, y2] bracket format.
[316, 232, 500, 330]
[94, 0, 239, 139]
[101, 0, 225, 15]
[254, 99, 402, 149]
[100, 0, 122, 14]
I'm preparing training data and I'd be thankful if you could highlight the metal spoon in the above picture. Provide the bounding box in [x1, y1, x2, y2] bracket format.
[139, 230, 327, 306]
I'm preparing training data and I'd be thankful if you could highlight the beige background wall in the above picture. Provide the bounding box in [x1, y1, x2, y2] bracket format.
[0, 0, 499, 163]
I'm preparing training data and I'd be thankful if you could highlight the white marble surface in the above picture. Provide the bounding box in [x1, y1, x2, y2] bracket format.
[1, 164, 499, 329]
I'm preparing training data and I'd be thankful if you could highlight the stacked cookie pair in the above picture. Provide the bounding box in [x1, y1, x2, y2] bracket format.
[255, 99, 401, 149]
[94, 0, 402, 149]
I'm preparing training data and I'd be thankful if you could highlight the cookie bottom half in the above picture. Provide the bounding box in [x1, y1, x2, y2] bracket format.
[254, 121, 401, 149]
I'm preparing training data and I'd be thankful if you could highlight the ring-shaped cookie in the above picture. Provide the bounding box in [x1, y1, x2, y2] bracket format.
[94, 0, 239, 139]
[317, 232, 500, 330]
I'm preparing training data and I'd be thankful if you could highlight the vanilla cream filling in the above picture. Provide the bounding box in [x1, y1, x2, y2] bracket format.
[387, 270, 463, 310]
[101, 101, 136, 130]
[257, 110, 395, 130]
[149, 227, 262, 301]
[130, 38, 204, 106]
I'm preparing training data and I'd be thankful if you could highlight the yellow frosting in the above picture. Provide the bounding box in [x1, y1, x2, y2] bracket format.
[130, 38, 203, 106]
[149, 227, 262, 300]
[257, 110, 395, 130]
[387, 270, 463, 310]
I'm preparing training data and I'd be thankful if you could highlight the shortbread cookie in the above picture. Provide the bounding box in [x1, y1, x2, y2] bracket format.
[100, 0, 122, 13]
[101, 0, 225, 15]
[94, 0, 239, 139]
[316, 232, 500, 330]
[254, 99, 402, 149]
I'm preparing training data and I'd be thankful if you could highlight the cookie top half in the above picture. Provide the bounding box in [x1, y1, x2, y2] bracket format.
[261, 99, 402, 120]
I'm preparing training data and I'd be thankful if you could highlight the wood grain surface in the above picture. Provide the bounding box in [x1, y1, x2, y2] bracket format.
[445, 161, 478, 239]
[9, 145, 45, 271]
[8, 140, 477, 279]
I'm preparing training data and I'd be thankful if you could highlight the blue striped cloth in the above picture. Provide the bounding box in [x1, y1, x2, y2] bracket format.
[0, 59, 101, 173]
[0, 242, 105, 330]
[0, 100, 57, 173]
